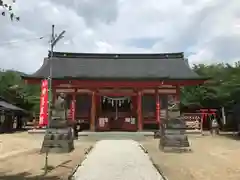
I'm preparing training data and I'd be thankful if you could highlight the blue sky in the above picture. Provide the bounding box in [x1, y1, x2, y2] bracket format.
[0, 0, 240, 73]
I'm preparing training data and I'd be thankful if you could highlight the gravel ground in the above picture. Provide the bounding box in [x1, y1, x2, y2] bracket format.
[0, 132, 94, 180]
[73, 140, 163, 180]
[2, 132, 240, 180]
[143, 134, 240, 180]
[0, 132, 42, 159]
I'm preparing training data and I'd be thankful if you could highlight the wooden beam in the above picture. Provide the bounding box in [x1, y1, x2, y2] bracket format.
[55, 88, 75, 93]
[76, 89, 92, 93]
[142, 88, 177, 94]
[96, 88, 136, 96]
[96, 92, 137, 96]
[24, 79, 206, 87]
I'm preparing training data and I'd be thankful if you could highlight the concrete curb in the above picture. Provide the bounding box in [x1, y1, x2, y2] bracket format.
[68, 145, 94, 180]
[139, 143, 168, 180]
[151, 158, 169, 180]
[28, 129, 204, 135]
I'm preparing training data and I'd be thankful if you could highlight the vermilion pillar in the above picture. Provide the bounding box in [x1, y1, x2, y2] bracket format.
[200, 109, 208, 122]
[137, 91, 143, 131]
[209, 109, 217, 119]
[176, 85, 180, 101]
[90, 91, 96, 131]
[72, 93, 76, 122]
[53, 88, 57, 104]
[155, 89, 160, 124]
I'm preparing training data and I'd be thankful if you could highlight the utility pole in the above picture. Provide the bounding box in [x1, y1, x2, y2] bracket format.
[48, 25, 66, 122]
[44, 25, 65, 175]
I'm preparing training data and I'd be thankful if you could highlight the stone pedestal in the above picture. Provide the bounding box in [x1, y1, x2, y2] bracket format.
[40, 117, 74, 153]
[160, 117, 190, 150]
[40, 95, 75, 153]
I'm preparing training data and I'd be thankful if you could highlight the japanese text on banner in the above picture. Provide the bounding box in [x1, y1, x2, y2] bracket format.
[39, 80, 48, 127]
[68, 100, 76, 122]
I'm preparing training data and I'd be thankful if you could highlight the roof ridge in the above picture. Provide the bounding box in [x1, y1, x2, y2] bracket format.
[49, 51, 184, 59]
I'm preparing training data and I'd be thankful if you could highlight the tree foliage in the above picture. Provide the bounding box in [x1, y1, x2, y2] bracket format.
[0, 70, 40, 113]
[181, 62, 240, 110]
[0, 0, 20, 21]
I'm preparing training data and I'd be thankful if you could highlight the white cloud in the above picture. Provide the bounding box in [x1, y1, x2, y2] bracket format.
[0, 0, 239, 73]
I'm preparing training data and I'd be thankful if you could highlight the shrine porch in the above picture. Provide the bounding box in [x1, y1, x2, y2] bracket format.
[53, 86, 179, 132]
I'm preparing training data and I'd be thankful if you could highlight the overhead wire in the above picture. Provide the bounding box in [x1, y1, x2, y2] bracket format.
[0, 25, 80, 47]
[0, 34, 50, 46]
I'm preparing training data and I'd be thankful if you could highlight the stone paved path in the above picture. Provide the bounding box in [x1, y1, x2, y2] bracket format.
[73, 140, 164, 180]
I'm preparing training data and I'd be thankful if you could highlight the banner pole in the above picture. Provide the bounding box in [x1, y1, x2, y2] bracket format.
[43, 25, 66, 175]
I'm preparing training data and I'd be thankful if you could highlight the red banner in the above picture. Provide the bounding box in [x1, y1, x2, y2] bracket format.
[68, 100, 76, 122]
[39, 80, 48, 127]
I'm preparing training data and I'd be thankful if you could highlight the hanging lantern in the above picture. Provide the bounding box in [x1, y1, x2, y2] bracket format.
[119, 100, 122, 107]
[111, 100, 114, 106]
[103, 97, 105, 103]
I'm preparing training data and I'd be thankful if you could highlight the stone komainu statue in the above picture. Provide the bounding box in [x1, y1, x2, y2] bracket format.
[49, 94, 69, 128]
[41, 93, 74, 153]
[159, 99, 190, 151]
[53, 95, 67, 117]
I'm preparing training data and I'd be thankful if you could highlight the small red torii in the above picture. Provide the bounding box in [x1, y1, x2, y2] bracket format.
[199, 109, 217, 121]
[198, 109, 217, 135]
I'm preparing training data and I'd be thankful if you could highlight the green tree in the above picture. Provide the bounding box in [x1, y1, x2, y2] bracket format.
[181, 61, 240, 109]
[0, 0, 19, 21]
[0, 70, 40, 113]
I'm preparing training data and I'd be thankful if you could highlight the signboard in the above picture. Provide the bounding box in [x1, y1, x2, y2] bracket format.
[68, 100, 76, 122]
[98, 118, 108, 127]
[182, 113, 201, 130]
[99, 118, 105, 127]
[39, 80, 48, 127]
[125, 117, 135, 124]
[160, 109, 167, 119]
[130, 117, 135, 124]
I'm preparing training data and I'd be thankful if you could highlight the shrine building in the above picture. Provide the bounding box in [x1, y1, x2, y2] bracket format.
[22, 51, 207, 131]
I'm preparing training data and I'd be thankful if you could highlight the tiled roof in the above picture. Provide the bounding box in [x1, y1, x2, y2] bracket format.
[22, 52, 205, 80]
[0, 100, 25, 112]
